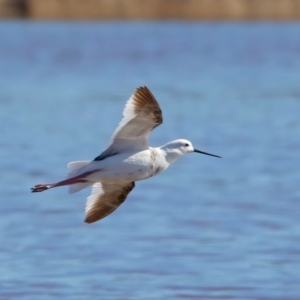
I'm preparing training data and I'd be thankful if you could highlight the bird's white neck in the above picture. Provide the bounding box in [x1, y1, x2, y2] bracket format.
[159, 144, 183, 165]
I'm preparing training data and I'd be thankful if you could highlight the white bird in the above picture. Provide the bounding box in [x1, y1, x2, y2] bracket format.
[31, 87, 221, 223]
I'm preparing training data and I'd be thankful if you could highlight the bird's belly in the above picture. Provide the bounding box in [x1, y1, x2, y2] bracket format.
[111, 162, 156, 181]
[120, 162, 165, 181]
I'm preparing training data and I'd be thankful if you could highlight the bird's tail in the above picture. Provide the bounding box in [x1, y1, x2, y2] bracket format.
[67, 160, 91, 178]
[66, 160, 93, 194]
[68, 181, 92, 194]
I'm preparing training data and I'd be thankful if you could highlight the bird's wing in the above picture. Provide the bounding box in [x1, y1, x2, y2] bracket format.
[94, 86, 163, 161]
[85, 181, 135, 223]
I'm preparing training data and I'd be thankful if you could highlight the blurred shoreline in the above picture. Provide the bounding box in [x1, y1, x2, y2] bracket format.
[1, 0, 300, 20]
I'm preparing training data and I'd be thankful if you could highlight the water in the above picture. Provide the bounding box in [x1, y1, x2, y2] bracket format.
[1, 21, 300, 299]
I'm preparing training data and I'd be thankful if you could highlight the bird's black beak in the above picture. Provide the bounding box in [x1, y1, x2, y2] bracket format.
[193, 149, 221, 158]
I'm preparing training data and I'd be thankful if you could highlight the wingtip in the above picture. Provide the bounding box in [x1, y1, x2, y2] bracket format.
[136, 86, 150, 93]
[84, 217, 93, 224]
[84, 216, 99, 224]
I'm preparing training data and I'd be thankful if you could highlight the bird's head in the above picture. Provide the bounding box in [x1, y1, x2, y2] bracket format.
[162, 139, 221, 164]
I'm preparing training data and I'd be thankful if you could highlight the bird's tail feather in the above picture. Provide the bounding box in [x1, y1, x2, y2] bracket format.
[66, 160, 94, 194]
[68, 181, 93, 194]
[66, 160, 91, 179]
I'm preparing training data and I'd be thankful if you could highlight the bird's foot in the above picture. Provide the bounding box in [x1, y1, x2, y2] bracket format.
[31, 184, 51, 193]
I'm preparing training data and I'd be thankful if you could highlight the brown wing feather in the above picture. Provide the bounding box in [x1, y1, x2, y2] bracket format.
[132, 86, 163, 128]
[85, 182, 135, 223]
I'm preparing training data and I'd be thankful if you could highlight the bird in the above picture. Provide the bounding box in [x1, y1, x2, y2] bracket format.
[31, 86, 221, 223]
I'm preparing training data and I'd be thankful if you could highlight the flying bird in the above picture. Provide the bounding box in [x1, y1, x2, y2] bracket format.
[31, 87, 221, 223]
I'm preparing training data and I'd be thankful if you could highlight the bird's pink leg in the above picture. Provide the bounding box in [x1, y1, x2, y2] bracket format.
[31, 169, 101, 193]
[31, 178, 87, 192]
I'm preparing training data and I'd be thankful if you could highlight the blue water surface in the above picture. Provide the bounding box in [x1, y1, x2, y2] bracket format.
[0, 21, 300, 299]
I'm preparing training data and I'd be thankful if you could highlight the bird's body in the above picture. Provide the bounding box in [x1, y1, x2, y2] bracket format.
[32, 87, 220, 223]
[69, 147, 167, 184]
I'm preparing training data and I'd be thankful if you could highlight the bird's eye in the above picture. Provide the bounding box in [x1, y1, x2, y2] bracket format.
[185, 143, 189, 147]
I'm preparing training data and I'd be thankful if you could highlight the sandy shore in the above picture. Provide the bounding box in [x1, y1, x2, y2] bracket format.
[1, 0, 300, 20]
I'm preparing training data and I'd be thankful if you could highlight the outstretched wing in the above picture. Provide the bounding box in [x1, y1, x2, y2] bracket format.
[94, 86, 163, 161]
[85, 181, 135, 223]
